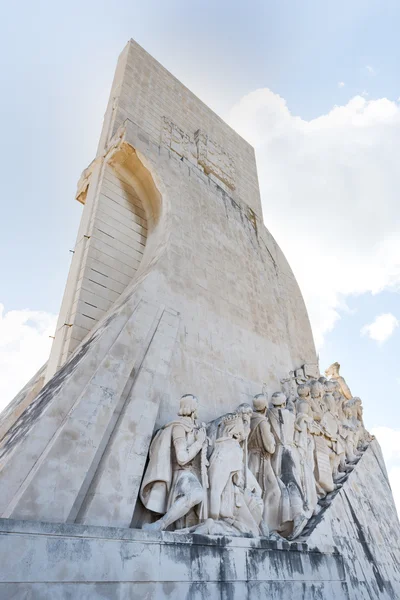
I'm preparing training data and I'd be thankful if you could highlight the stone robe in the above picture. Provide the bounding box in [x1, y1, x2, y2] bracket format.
[294, 413, 318, 516]
[268, 407, 305, 532]
[248, 413, 281, 532]
[140, 418, 201, 516]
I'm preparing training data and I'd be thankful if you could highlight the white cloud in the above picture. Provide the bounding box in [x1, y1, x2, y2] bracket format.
[228, 90, 400, 348]
[361, 313, 399, 344]
[371, 426, 400, 513]
[338, 81, 345, 88]
[365, 65, 376, 76]
[0, 303, 56, 413]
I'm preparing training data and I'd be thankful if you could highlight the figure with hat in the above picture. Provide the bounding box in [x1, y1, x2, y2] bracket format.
[205, 406, 263, 535]
[140, 394, 206, 531]
[248, 393, 281, 535]
[268, 391, 309, 539]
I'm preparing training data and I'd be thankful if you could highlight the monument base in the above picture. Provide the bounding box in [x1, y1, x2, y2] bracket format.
[0, 518, 348, 599]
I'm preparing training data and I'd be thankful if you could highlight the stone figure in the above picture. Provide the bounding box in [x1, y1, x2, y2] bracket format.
[297, 383, 312, 413]
[294, 400, 319, 517]
[320, 392, 347, 481]
[293, 383, 331, 498]
[325, 362, 352, 400]
[247, 393, 281, 534]
[207, 409, 263, 535]
[318, 376, 328, 389]
[138, 361, 371, 540]
[341, 400, 363, 463]
[236, 402, 253, 440]
[140, 394, 206, 531]
[343, 398, 367, 454]
[309, 381, 326, 422]
[326, 379, 345, 421]
[351, 397, 372, 448]
[268, 392, 308, 539]
[206, 403, 251, 457]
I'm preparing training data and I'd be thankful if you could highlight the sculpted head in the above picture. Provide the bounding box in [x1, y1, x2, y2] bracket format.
[353, 397, 363, 415]
[221, 412, 245, 440]
[271, 392, 286, 408]
[333, 391, 341, 404]
[324, 392, 336, 414]
[318, 376, 328, 389]
[236, 403, 253, 433]
[343, 401, 353, 419]
[297, 384, 310, 399]
[237, 403, 253, 416]
[346, 398, 361, 418]
[178, 394, 198, 419]
[325, 362, 340, 379]
[253, 393, 268, 413]
[325, 380, 336, 393]
[310, 381, 323, 399]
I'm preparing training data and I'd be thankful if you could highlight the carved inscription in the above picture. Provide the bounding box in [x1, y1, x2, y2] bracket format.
[195, 130, 236, 190]
[161, 117, 236, 190]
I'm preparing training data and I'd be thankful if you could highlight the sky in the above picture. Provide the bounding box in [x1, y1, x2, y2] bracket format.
[0, 1, 399, 511]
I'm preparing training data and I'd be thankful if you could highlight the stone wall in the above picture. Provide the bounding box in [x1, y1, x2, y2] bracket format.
[0, 519, 348, 599]
[307, 439, 400, 599]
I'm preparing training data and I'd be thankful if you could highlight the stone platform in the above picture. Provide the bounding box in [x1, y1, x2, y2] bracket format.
[0, 518, 347, 599]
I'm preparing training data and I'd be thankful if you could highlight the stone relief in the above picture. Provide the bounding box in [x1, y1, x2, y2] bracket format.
[161, 117, 236, 190]
[140, 394, 206, 532]
[139, 362, 371, 540]
[161, 118, 197, 167]
[195, 129, 236, 190]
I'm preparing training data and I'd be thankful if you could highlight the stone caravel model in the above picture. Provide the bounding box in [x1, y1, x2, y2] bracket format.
[0, 40, 399, 600]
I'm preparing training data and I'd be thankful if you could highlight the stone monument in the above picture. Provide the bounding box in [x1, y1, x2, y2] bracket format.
[0, 39, 399, 599]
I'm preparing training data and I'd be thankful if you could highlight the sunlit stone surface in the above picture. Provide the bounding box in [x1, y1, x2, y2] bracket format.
[0, 40, 398, 599]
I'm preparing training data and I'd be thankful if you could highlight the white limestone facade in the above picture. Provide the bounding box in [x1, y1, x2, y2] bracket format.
[0, 39, 398, 600]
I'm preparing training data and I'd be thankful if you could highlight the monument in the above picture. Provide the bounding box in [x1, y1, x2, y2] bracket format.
[0, 39, 399, 599]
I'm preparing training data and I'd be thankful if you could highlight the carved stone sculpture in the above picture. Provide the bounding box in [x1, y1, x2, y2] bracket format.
[325, 379, 342, 416]
[344, 398, 367, 454]
[268, 392, 308, 539]
[140, 394, 206, 531]
[320, 392, 347, 481]
[296, 383, 311, 412]
[313, 433, 335, 496]
[351, 397, 372, 448]
[341, 400, 363, 463]
[294, 400, 320, 517]
[248, 394, 280, 535]
[309, 380, 326, 422]
[206, 409, 263, 536]
[136, 360, 371, 541]
[325, 362, 353, 400]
